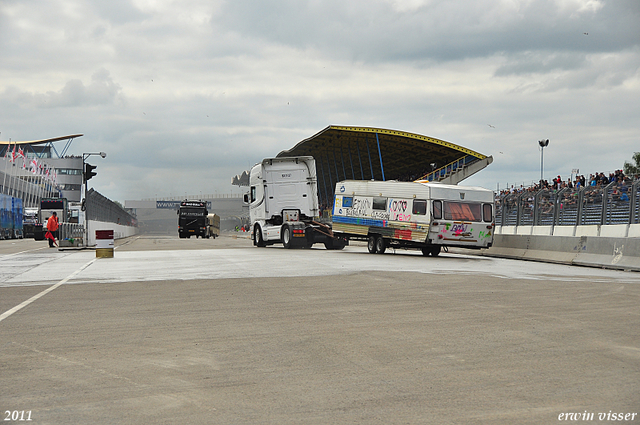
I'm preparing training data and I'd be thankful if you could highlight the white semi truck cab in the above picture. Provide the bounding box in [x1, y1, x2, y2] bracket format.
[244, 156, 346, 249]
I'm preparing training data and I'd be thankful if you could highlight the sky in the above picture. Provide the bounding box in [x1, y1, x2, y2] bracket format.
[1, 0, 639, 202]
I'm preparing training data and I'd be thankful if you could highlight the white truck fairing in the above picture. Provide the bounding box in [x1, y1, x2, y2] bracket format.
[248, 157, 318, 223]
[246, 156, 342, 249]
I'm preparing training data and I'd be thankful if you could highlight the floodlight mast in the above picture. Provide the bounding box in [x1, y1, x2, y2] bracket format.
[538, 139, 549, 184]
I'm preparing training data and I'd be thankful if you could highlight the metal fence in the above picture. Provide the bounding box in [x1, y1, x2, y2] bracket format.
[86, 188, 137, 226]
[59, 222, 84, 241]
[496, 180, 640, 227]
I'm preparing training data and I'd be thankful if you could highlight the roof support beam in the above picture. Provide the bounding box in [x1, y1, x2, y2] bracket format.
[365, 135, 374, 180]
[356, 141, 364, 180]
[340, 142, 347, 180]
[325, 152, 334, 195]
[376, 133, 386, 181]
[318, 156, 330, 208]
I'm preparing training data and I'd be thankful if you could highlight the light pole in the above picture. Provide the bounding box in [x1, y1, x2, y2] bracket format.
[538, 139, 549, 185]
[82, 152, 106, 246]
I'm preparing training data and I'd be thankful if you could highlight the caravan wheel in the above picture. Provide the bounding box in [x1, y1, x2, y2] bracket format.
[375, 236, 387, 254]
[367, 235, 377, 254]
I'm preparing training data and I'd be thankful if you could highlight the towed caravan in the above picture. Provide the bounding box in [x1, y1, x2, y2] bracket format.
[332, 180, 494, 256]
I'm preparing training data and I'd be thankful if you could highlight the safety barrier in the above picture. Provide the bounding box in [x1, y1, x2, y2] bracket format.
[58, 222, 84, 247]
[87, 220, 138, 246]
[478, 230, 640, 272]
[496, 180, 640, 227]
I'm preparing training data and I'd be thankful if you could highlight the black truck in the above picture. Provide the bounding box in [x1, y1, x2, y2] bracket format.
[177, 200, 208, 238]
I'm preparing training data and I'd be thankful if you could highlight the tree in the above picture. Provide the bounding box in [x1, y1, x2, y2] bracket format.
[624, 152, 640, 176]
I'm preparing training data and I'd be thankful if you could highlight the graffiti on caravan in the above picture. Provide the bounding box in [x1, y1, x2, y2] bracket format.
[389, 198, 411, 221]
[344, 198, 370, 217]
[157, 201, 212, 209]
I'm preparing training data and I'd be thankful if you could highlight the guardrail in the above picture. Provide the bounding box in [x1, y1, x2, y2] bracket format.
[59, 222, 84, 244]
[418, 155, 479, 182]
[496, 180, 640, 228]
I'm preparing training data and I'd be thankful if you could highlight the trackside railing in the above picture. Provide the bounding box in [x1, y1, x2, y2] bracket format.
[495, 180, 640, 227]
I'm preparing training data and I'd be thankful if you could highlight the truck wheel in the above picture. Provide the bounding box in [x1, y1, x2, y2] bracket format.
[282, 225, 293, 249]
[367, 235, 377, 254]
[255, 225, 266, 247]
[375, 236, 386, 254]
[421, 246, 430, 256]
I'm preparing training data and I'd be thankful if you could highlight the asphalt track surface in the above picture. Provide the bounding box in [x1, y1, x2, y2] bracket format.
[1, 234, 639, 424]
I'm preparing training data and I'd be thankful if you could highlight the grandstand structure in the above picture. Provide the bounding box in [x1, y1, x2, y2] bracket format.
[0, 134, 84, 203]
[233, 125, 493, 207]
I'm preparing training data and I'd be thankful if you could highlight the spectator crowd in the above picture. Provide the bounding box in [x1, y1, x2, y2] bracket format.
[499, 169, 635, 199]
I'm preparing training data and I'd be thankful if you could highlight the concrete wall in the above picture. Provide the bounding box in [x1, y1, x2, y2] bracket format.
[87, 220, 138, 246]
[497, 223, 640, 238]
[483, 225, 640, 271]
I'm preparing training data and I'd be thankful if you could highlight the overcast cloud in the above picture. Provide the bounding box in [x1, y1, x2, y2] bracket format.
[1, 0, 638, 201]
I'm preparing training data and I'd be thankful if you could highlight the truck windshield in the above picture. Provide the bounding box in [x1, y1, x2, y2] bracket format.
[443, 201, 483, 222]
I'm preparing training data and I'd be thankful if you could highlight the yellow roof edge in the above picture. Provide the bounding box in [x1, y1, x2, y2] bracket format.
[328, 125, 487, 159]
[0, 134, 84, 146]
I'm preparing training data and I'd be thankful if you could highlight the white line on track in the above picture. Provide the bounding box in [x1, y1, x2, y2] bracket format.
[0, 257, 97, 324]
[0, 246, 49, 259]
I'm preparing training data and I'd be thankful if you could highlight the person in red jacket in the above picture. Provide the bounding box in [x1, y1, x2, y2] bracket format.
[46, 212, 59, 248]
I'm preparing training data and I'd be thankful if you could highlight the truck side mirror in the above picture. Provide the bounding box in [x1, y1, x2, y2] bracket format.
[243, 193, 249, 204]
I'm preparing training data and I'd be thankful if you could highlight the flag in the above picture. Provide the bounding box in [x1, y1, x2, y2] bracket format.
[17, 148, 26, 169]
[45, 231, 58, 246]
[8, 143, 15, 163]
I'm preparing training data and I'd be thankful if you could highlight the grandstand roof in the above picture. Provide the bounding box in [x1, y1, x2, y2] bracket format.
[276, 125, 491, 204]
[0, 134, 83, 158]
[0, 134, 83, 146]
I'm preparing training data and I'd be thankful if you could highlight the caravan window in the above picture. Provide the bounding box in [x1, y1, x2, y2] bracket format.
[373, 197, 387, 210]
[413, 200, 427, 215]
[443, 201, 483, 222]
[342, 197, 353, 208]
[483, 203, 493, 222]
[432, 200, 442, 219]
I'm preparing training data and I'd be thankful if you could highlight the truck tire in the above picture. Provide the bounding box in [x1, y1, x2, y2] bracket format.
[421, 246, 441, 256]
[255, 225, 266, 247]
[367, 235, 377, 254]
[282, 225, 293, 249]
[375, 236, 386, 254]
